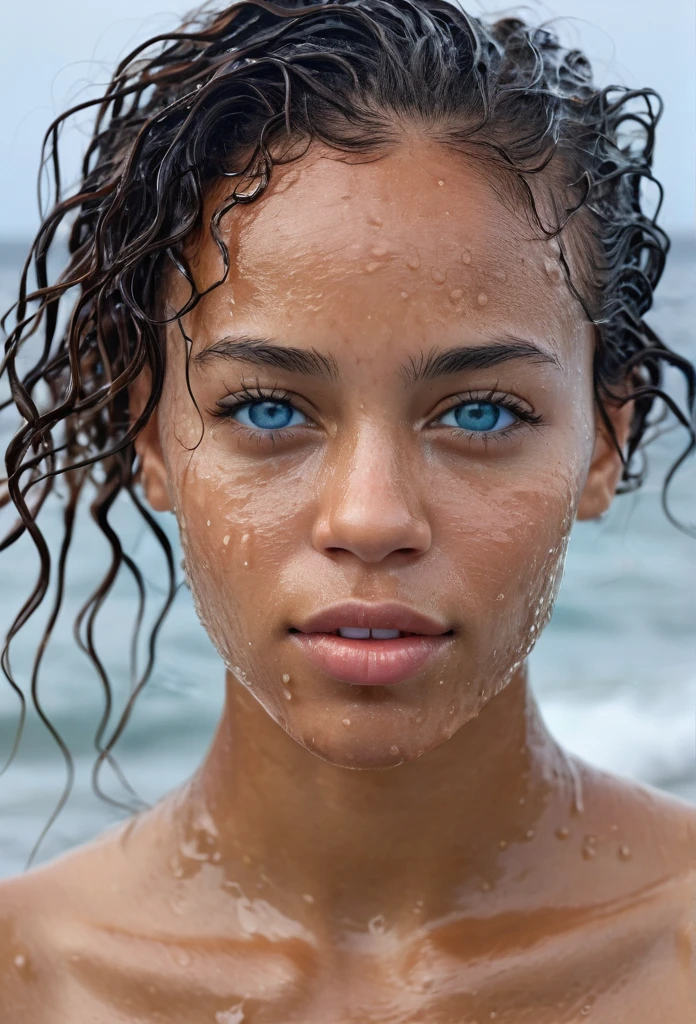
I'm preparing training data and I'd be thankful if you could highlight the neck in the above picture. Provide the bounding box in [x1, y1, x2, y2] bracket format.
[164, 665, 578, 932]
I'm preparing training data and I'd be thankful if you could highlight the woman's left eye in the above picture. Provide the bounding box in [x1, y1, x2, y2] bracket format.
[436, 401, 518, 433]
[230, 400, 308, 431]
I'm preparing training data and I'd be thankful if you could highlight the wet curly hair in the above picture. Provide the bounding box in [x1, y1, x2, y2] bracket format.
[1, 0, 694, 866]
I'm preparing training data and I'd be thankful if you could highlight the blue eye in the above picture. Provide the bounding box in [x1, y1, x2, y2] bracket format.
[232, 400, 307, 430]
[438, 401, 517, 433]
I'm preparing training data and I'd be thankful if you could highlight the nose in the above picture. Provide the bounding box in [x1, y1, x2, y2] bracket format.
[311, 430, 432, 563]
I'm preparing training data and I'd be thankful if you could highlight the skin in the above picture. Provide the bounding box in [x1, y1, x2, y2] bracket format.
[0, 139, 695, 1023]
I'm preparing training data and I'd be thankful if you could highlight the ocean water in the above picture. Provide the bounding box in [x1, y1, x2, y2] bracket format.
[0, 237, 694, 878]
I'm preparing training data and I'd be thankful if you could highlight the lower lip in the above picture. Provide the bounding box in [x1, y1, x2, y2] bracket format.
[288, 632, 453, 686]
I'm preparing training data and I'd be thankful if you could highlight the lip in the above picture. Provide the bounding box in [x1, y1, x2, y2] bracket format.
[294, 601, 451, 637]
[289, 601, 454, 686]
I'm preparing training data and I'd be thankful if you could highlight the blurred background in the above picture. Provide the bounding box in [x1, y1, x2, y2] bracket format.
[0, 0, 694, 875]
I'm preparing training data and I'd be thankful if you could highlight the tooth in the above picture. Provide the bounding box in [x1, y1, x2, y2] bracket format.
[371, 629, 401, 639]
[338, 627, 371, 639]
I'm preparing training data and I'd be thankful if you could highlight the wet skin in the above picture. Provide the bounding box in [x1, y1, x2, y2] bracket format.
[1, 140, 695, 1022]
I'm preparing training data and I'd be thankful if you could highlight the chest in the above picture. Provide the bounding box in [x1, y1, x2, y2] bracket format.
[44, 910, 696, 1024]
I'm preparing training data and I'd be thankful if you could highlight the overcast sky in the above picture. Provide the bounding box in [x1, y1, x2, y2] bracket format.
[1, 0, 694, 237]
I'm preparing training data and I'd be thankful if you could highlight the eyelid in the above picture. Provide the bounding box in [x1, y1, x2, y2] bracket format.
[429, 388, 542, 425]
[213, 383, 317, 423]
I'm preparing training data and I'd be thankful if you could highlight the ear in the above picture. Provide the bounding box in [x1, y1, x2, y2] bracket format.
[577, 394, 635, 521]
[129, 367, 172, 514]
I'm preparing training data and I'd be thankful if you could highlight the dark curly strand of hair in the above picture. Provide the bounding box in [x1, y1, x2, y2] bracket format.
[1, 0, 694, 867]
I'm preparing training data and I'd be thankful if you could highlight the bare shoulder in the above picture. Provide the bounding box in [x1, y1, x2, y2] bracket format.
[0, 819, 141, 1022]
[572, 753, 696, 871]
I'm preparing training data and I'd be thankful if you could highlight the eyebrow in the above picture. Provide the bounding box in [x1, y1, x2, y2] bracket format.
[194, 333, 560, 384]
[401, 337, 560, 385]
[195, 336, 340, 380]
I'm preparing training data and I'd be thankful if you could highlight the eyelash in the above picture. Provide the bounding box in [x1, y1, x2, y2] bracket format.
[209, 383, 543, 445]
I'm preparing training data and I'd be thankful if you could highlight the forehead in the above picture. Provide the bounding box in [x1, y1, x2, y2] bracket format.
[182, 140, 586, 358]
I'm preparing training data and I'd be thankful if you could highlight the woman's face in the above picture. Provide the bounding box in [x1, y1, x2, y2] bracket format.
[138, 140, 612, 769]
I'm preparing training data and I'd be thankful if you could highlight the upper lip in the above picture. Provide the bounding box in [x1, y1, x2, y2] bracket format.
[293, 601, 452, 636]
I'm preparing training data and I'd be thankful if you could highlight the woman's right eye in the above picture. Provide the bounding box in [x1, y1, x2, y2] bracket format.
[229, 399, 309, 431]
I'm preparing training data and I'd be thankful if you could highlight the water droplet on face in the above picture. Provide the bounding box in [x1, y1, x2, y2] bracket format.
[477, 292, 489, 307]
[582, 844, 596, 860]
[206, 520, 211, 527]
[371, 243, 388, 257]
[580, 1006, 592, 1016]
[400, 290, 409, 299]
[544, 258, 562, 283]
[13, 955, 26, 969]
[407, 253, 421, 270]
[437, 179, 445, 186]
[415, 716, 424, 724]
[365, 261, 380, 273]
[368, 913, 386, 935]
[223, 535, 230, 546]
[448, 704, 456, 715]
[555, 826, 570, 840]
[461, 249, 472, 265]
[525, 828, 535, 840]
[282, 673, 290, 684]
[243, 561, 248, 567]
[342, 718, 351, 728]
[390, 744, 400, 755]
[431, 268, 446, 284]
[302, 892, 315, 904]
[216, 1004, 246, 1024]
[282, 688, 292, 701]
[438, 679, 444, 685]
[449, 287, 464, 302]
[619, 844, 631, 860]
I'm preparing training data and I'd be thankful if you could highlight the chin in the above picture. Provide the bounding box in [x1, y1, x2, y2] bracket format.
[288, 717, 442, 770]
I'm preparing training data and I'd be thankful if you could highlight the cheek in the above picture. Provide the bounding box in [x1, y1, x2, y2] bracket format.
[167, 437, 313, 654]
[437, 459, 578, 678]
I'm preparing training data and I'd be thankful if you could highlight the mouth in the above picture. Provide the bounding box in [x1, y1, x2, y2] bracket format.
[287, 602, 455, 686]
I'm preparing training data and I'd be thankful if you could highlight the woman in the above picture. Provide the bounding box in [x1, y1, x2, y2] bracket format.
[0, 0, 694, 1019]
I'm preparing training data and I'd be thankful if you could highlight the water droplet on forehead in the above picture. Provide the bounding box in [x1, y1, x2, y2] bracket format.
[365, 261, 380, 273]
[342, 718, 351, 728]
[407, 253, 421, 270]
[282, 673, 290, 684]
[223, 535, 230, 546]
[371, 243, 389, 257]
[431, 268, 446, 284]
[477, 292, 489, 307]
[450, 288, 463, 301]
[390, 744, 400, 754]
[461, 249, 472, 265]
